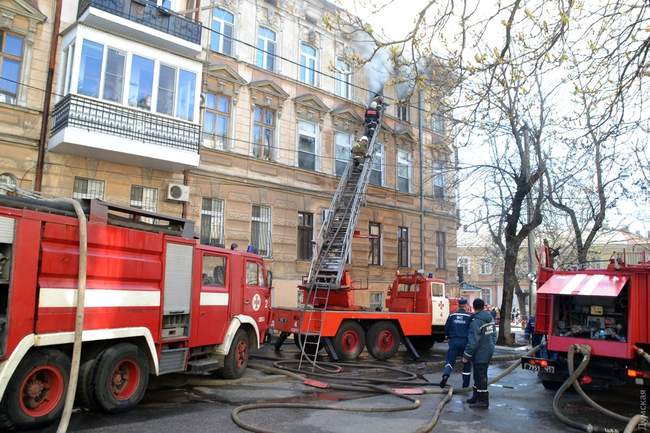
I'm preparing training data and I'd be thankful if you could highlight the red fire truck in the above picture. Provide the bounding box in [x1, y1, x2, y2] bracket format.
[523, 244, 650, 389]
[0, 196, 270, 429]
[271, 271, 456, 361]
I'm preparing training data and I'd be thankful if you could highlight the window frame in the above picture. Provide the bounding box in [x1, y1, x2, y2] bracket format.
[458, 256, 471, 276]
[211, 7, 235, 56]
[433, 160, 446, 199]
[397, 148, 412, 193]
[252, 105, 275, 160]
[369, 142, 384, 187]
[480, 258, 493, 275]
[200, 197, 225, 247]
[436, 231, 447, 270]
[256, 27, 276, 72]
[203, 92, 231, 149]
[202, 254, 228, 288]
[397, 226, 410, 268]
[397, 103, 409, 122]
[297, 119, 319, 171]
[334, 131, 352, 176]
[129, 185, 158, 212]
[369, 222, 382, 266]
[299, 42, 318, 86]
[335, 57, 352, 99]
[251, 205, 272, 258]
[0, 31, 25, 104]
[432, 112, 445, 134]
[72, 177, 105, 200]
[297, 211, 314, 261]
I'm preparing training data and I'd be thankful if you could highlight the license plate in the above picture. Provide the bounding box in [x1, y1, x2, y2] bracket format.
[522, 360, 555, 374]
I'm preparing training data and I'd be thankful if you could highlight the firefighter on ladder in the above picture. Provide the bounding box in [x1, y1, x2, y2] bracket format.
[351, 136, 369, 166]
[463, 298, 497, 409]
[439, 298, 472, 389]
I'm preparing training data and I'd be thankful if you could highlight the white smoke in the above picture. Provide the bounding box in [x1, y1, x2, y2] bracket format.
[350, 34, 393, 99]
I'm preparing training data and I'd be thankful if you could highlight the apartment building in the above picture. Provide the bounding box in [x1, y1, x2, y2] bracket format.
[0, 0, 459, 308]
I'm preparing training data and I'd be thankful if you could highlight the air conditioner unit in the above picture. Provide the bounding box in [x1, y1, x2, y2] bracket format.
[167, 184, 190, 202]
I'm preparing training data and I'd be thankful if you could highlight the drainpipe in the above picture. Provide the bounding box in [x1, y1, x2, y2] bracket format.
[418, 90, 425, 270]
[34, 0, 62, 192]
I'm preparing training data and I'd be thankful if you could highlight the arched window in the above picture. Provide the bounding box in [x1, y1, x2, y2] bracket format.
[211, 8, 234, 55]
[256, 27, 276, 71]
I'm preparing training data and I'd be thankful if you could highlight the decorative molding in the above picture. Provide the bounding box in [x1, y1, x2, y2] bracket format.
[206, 64, 247, 104]
[294, 94, 329, 125]
[248, 80, 289, 116]
[0, 0, 46, 24]
[330, 105, 363, 132]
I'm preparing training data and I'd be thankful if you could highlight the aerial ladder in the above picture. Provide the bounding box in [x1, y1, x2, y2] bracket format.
[297, 97, 385, 369]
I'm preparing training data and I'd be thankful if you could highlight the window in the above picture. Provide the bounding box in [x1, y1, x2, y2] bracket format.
[102, 48, 125, 103]
[251, 205, 271, 257]
[431, 282, 445, 297]
[482, 288, 492, 305]
[299, 42, 317, 86]
[61, 43, 76, 95]
[0, 173, 17, 194]
[297, 212, 313, 260]
[176, 69, 196, 121]
[397, 103, 409, 122]
[398, 226, 409, 267]
[369, 292, 384, 311]
[73, 177, 105, 200]
[256, 27, 276, 71]
[397, 149, 412, 193]
[432, 113, 445, 134]
[77, 40, 103, 98]
[0, 32, 24, 104]
[200, 198, 225, 247]
[298, 120, 318, 171]
[203, 93, 230, 149]
[480, 258, 493, 275]
[246, 262, 266, 287]
[335, 58, 351, 99]
[211, 8, 234, 55]
[130, 185, 157, 212]
[252, 105, 274, 160]
[458, 256, 471, 276]
[202, 255, 226, 287]
[157, 65, 176, 116]
[433, 161, 445, 199]
[128, 55, 154, 110]
[436, 231, 446, 269]
[369, 142, 384, 186]
[369, 222, 381, 265]
[334, 132, 352, 176]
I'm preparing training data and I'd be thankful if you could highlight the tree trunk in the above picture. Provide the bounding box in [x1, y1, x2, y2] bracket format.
[498, 248, 519, 345]
[514, 280, 528, 321]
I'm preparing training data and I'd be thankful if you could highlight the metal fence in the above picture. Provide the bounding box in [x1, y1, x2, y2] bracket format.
[51, 94, 200, 153]
[78, 0, 202, 45]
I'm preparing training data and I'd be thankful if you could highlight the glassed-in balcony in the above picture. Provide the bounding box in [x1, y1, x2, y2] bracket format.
[49, 94, 200, 170]
[77, 0, 202, 56]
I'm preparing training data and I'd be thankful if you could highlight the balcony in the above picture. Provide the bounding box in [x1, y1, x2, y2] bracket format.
[77, 0, 202, 57]
[49, 94, 200, 170]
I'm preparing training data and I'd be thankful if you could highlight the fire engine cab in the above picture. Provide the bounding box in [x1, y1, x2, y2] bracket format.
[0, 195, 270, 429]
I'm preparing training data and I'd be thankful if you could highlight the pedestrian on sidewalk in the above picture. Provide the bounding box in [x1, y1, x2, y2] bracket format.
[463, 298, 497, 409]
[439, 298, 472, 389]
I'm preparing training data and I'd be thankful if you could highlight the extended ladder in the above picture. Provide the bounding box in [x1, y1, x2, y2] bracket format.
[297, 101, 384, 369]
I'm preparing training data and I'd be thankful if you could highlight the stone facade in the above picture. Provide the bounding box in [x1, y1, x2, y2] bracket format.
[0, 0, 459, 308]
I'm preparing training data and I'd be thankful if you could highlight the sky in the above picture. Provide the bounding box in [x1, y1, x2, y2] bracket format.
[333, 0, 650, 239]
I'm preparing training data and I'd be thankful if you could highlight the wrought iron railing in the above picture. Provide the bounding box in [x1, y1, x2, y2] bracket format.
[78, 0, 202, 45]
[51, 94, 200, 153]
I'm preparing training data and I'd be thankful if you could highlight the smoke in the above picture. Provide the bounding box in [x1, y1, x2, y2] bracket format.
[350, 34, 393, 98]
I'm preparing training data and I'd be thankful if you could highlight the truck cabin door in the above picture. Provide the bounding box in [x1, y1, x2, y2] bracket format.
[0, 216, 16, 357]
[243, 260, 270, 336]
[430, 282, 449, 326]
[194, 252, 230, 347]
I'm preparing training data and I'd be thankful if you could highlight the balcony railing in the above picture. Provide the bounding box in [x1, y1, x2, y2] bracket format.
[51, 94, 200, 154]
[78, 0, 202, 45]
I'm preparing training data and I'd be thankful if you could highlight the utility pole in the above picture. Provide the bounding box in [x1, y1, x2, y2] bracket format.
[522, 124, 536, 319]
[418, 90, 425, 270]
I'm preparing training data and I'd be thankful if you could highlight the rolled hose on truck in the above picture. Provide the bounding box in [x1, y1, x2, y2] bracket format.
[552, 344, 648, 433]
[229, 345, 544, 433]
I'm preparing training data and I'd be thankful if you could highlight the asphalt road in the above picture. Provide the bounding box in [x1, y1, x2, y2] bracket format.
[34, 342, 641, 433]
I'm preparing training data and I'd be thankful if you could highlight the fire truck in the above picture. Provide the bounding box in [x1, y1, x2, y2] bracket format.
[270, 96, 457, 364]
[523, 244, 650, 389]
[0, 196, 271, 429]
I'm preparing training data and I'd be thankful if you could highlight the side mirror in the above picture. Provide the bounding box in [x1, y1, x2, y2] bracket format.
[267, 270, 273, 289]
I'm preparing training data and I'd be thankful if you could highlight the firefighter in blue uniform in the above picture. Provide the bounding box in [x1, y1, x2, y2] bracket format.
[438, 298, 472, 389]
[463, 298, 497, 408]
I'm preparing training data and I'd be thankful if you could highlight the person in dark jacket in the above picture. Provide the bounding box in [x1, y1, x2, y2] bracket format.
[439, 299, 472, 388]
[463, 298, 497, 408]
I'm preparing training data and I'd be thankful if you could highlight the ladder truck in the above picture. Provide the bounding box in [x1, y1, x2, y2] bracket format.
[270, 97, 457, 367]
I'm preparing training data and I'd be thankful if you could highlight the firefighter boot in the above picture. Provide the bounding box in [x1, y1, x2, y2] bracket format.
[462, 373, 471, 388]
[466, 387, 478, 404]
[439, 375, 449, 389]
[470, 391, 489, 409]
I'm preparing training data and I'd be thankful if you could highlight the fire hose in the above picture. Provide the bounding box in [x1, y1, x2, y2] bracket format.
[552, 344, 648, 433]
[230, 345, 543, 433]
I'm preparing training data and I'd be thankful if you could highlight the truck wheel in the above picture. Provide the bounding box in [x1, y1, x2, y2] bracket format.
[1, 349, 69, 430]
[220, 329, 249, 379]
[367, 321, 400, 361]
[411, 336, 435, 352]
[333, 321, 365, 361]
[76, 345, 105, 411]
[293, 333, 324, 355]
[93, 343, 149, 413]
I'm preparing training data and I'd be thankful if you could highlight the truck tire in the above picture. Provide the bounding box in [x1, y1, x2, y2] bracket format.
[220, 329, 250, 379]
[76, 345, 105, 411]
[333, 321, 365, 361]
[0, 349, 70, 430]
[93, 343, 149, 414]
[411, 336, 435, 352]
[367, 321, 400, 361]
